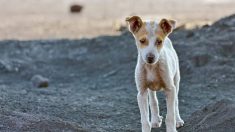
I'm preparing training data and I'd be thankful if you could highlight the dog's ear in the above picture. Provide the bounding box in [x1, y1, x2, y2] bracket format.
[126, 16, 143, 33]
[159, 19, 176, 35]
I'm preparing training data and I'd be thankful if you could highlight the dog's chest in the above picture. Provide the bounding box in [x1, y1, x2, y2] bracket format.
[146, 68, 157, 82]
[145, 67, 164, 91]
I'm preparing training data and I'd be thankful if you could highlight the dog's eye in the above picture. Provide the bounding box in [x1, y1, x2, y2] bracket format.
[139, 38, 146, 44]
[155, 39, 162, 45]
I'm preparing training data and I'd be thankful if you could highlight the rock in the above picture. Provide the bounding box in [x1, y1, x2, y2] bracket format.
[31, 75, 49, 88]
[179, 99, 235, 132]
[202, 24, 210, 28]
[70, 4, 83, 13]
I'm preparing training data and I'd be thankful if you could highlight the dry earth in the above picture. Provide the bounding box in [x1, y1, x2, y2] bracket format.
[0, 13, 235, 132]
[0, 0, 235, 40]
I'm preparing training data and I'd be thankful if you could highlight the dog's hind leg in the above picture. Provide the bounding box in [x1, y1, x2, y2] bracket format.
[148, 90, 163, 128]
[165, 84, 177, 132]
[174, 71, 184, 128]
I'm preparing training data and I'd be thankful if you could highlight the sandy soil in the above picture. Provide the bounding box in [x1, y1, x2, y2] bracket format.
[0, 0, 235, 40]
[0, 14, 235, 131]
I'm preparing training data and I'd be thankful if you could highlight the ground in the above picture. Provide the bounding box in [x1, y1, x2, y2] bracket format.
[0, 0, 235, 40]
[0, 14, 235, 131]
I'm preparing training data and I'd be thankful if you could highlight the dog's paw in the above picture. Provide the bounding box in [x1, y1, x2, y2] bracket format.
[151, 115, 163, 128]
[166, 127, 177, 132]
[176, 119, 184, 128]
[142, 122, 151, 132]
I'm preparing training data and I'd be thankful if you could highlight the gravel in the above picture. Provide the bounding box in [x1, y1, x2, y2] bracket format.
[0, 14, 235, 132]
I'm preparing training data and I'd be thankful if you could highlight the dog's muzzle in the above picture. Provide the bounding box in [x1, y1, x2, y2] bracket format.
[146, 53, 155, 64]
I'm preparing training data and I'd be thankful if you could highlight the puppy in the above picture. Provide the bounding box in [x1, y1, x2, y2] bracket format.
[126, 16, 184, 132]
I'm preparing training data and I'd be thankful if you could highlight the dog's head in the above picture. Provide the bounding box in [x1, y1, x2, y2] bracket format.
[126, 16, 176, 64]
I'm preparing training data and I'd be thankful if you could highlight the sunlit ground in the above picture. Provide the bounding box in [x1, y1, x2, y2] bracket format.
[0, 0, 235, 40]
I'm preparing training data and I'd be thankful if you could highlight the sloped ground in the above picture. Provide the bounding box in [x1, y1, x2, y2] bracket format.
[179, 99, 235, 132]
[0, 14, 235, 132]
[0, 109, 85, 132]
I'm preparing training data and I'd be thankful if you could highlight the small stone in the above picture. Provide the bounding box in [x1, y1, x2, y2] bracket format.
[70, 4, 83, 13]
[202, 24, 210, 28]
[31, 75, 49, 88]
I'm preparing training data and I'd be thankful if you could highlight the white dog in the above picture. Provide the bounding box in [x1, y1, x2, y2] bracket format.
[126, 16, 184, 132]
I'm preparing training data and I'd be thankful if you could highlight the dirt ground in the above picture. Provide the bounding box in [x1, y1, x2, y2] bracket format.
[0, 0, 235, 40]
[0, 0, 235, 132]
[0, 13, 235, 131]
[179, 99, 235, 132]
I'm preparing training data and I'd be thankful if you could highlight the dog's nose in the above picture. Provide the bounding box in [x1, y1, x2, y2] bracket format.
[146, 53, 155, 64]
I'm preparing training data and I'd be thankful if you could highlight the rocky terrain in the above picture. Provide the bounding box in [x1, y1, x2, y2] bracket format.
[0, 14, 235, 132]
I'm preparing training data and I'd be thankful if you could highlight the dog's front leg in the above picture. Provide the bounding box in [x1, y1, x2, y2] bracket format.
[137, 89, 151, 132]
[165, 86, 177, 132]
[148, 90, 163, 128]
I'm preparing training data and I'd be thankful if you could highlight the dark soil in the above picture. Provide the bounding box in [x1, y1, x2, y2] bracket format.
[179, 99, 235, 132]
[0, 14, 235, 132]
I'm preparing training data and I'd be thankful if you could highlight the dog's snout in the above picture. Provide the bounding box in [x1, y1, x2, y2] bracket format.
[146, 53, 155, 64]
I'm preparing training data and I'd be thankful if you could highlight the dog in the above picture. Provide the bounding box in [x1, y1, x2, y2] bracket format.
[126, 16, 184, 132]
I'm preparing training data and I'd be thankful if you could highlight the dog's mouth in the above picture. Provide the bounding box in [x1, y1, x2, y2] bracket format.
[147, 58, 154, 64]
[145, 59, 157, 65]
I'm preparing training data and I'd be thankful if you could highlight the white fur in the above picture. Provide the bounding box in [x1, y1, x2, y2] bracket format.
[136, 21, 160, 64]
[134, 20, 184, 132]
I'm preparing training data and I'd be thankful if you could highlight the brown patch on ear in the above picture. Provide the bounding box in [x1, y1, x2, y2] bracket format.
[168, 19, 176, 29]
[159, 19, 176, 35]
[126, 16, 143, 33]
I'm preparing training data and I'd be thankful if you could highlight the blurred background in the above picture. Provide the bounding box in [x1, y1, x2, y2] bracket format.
[0, 0, 235, 132]
[0, 0, 235, 40]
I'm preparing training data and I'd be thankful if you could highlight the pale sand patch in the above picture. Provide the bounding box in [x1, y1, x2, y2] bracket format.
[0, 0, 235, 40]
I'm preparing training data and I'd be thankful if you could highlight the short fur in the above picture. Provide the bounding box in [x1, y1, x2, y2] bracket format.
[126, 16, 184, 132]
